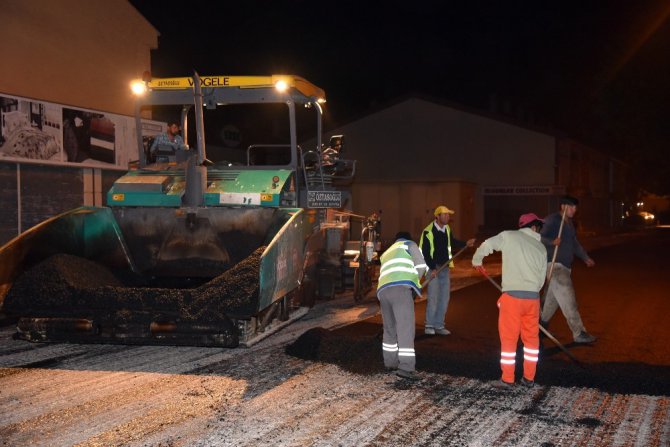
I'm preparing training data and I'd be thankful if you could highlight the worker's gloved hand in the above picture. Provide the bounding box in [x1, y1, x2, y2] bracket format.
[474, 265, 488, 276]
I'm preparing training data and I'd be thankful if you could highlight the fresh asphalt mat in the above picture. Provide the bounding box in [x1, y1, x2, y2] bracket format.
[287, 278, 670, 396]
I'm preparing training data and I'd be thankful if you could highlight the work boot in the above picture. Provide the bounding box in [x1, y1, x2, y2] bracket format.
[520, 377, 536, 388]
[434, 328, 451, 335]
[424, 327, 435, 335]
[491, 379, 515, 390]
[574, 331, 597, 344]
[396, 369, 420, 381]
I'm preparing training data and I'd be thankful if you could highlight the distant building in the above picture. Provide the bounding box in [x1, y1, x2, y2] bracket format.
[323, 96, 628, 244]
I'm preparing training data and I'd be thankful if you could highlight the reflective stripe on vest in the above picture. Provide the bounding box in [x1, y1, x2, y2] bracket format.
[377, 240, 421, 291]
[419, 222, 454, 267]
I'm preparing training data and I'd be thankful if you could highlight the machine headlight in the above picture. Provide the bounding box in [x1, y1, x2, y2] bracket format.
[275, 80, 289, 92]
[130, 81, 147, 95]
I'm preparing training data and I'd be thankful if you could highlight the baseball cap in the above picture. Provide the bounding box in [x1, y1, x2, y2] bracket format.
[560, 195, 579, 206]
[434, 205, 455, 216]
[518, 213, 545, 228]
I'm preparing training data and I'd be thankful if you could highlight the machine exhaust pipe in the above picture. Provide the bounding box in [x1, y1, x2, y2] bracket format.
[183, 154, 206, 207]
[181, 72, 208, 207]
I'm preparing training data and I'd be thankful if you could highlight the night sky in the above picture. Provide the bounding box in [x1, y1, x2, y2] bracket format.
[129, 0, 670, 194]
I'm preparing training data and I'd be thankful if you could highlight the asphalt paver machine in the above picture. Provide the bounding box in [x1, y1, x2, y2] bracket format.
[0, 73, 355, 347]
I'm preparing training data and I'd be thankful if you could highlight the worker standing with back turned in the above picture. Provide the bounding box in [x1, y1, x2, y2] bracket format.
[377, 232, 428, 381]
[472, 213, 547, 388]
[420, 205, 475, 335]
[540, 195, 597, 344]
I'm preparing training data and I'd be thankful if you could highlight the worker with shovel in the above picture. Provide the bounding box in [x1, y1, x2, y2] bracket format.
[472, 213, 547, 388]
[540, 195, 597, 344]
[420, 205, 475, 336]
[377, 231, 428, 381]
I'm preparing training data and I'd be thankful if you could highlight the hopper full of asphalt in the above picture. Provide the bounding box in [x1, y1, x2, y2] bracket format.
[2, 247, 266, 344]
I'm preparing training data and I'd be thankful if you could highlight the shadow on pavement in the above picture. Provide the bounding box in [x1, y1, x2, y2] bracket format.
[288, 240, 670, 398]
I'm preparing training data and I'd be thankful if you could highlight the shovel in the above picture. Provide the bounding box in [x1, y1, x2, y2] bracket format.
[476, 267, 582, 366]
[420, 244, 470, 289]
[374, 243, 471, 339]
[542, 205, 569, 302]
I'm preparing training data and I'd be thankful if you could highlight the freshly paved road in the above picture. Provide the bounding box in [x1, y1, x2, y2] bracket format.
[0, 227, 667, 446]
[332, 226, 670, 395]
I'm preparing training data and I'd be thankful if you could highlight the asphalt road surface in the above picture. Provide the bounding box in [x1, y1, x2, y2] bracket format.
[0, 228, 668, 446]
[325, 227, 670, 394]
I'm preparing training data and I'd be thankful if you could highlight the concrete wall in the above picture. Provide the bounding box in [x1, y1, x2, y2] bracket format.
[0, 0, 157, 116]
[556, 138, 629, 231]
[0, 162, 128, 245]
[352, 179, 477, 246]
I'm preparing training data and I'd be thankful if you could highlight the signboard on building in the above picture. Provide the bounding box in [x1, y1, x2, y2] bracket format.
[0, 92, 159, 170]
[483, 185, 566, 196]
[307, 190, 342, 208]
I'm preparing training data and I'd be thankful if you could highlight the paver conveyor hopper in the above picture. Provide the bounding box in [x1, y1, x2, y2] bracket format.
[0, 73, 355, 347]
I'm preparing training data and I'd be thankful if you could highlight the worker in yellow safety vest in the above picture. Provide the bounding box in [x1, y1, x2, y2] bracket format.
[377, 231, 428, 381]
[420, 205, 475, 336]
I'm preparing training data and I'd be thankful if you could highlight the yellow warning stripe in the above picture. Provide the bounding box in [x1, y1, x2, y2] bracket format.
[139, 75, 325, 100]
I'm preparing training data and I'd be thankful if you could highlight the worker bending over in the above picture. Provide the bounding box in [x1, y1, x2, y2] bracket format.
[377, 231, 428, 381]
[472, 213, 547, 388]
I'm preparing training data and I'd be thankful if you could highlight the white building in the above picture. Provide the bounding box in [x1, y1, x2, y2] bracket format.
[323, 96, 628, 244]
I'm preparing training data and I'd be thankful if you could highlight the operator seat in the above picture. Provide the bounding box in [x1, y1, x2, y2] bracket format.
[153, 143, 190, 163]
[154, 143, 177, 163]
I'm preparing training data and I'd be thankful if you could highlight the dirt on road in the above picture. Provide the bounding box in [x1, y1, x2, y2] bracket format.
[0, 228, 668, 446]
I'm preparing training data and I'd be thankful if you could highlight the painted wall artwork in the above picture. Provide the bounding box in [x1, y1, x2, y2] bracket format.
[0, 93, 157, 169]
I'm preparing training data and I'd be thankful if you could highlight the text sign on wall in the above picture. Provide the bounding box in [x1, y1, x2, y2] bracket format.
[483, 185, 566, 196]
[307, 191, 342, 208]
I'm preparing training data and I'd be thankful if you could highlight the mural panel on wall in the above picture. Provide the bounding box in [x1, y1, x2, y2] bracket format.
[0, 93, 158, 169]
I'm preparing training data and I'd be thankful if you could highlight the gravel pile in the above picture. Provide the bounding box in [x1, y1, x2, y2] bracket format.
[190, 249, 261, 319]
[3, 254, 124, 316]
[3, 247, 265, 324]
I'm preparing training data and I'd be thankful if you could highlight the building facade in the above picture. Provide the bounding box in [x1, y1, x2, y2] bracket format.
[0, 0, 158, 244]
[324, 97, 628, 245]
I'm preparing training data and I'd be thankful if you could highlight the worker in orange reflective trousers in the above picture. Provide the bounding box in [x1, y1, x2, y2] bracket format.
[471, 213, 548, 388]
